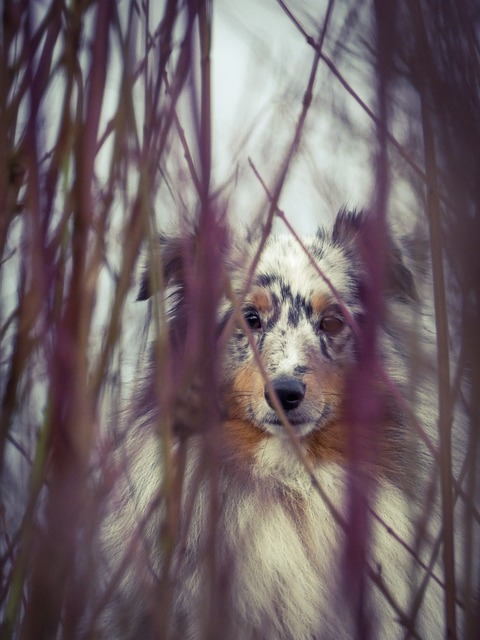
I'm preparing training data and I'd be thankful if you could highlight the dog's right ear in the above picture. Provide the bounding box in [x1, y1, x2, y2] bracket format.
[137, 233, 195, 301]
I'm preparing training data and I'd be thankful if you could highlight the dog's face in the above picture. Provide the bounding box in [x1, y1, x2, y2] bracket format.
[140, 210, 417, 458]
[221, 229, 365, 439]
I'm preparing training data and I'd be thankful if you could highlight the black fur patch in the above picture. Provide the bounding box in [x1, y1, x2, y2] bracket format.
[255, 273, 279, 288]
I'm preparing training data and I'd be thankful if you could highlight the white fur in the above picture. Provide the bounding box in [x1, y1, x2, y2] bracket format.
[97, 420, 450, 639]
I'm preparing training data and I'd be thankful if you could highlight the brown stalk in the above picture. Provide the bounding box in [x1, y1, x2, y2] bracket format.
[407, 1, 458, 637]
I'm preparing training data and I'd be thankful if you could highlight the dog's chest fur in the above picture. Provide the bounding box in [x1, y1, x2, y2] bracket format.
[166, 438, 440, 640]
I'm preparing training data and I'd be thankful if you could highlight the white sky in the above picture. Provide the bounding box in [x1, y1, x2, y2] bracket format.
[210, 0, 378, 235]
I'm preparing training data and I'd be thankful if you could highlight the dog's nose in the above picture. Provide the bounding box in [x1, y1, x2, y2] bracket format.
[264, 377, 306, 412]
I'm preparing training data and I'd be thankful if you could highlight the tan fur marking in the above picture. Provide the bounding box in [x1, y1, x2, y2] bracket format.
[304, 369, 396, 480]
[222, 363, 268, 465]
[222, 419, 266, 465]
[304, 418, 347, 464]
[247, 287, 272, 314]
[303, 368, 347, 463]
[311, 291, 331, 315]
[231, 363, 264, 409]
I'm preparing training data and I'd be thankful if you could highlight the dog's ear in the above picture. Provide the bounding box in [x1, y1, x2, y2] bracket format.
[137, 233, 195, 301]
[332, 208, 418, 302]
[386, 242, 418, 302]
[332, 207, 366, 246]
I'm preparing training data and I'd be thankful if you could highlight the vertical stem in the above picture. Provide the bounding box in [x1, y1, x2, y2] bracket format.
[198, 0, 212, 202]
[197, 5, 223, 636]
[420, 92, 457, 639]
[343, 3, 396, 636]
[409, 1, 457, 635]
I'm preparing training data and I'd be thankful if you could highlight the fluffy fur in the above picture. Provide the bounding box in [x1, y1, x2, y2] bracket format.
[96, 210, 461, 639]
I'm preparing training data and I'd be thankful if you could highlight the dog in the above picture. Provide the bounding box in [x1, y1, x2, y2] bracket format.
[96, 209, 462, 639]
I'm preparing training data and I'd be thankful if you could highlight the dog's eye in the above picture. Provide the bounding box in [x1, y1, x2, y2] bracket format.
[319, 306, 345, 334]
[244, 310, 262, 331]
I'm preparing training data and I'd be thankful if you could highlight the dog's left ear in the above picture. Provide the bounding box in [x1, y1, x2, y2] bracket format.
[332, 208, 418, 302]
[137, 220, 231, 302]
[137, 232, 196, 301]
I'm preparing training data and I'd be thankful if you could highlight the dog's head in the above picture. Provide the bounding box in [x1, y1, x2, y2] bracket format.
[139, 210, 418, 450]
